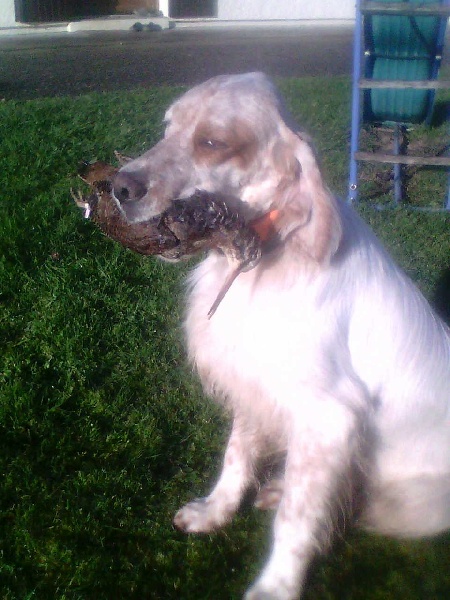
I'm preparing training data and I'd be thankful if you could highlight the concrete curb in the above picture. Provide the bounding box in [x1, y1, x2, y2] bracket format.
[0, 17, 356, 38]
[174, 19, 354, 29]
[67, 16, 171, 33]
[0, 15, 171, 37]
[0, 23, 68, 36]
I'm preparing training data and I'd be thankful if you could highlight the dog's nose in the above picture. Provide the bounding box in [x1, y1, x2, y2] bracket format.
[113, 171, 147, 203]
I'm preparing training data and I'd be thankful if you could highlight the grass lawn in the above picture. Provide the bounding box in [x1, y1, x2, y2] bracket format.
[1, 77, 450, 600]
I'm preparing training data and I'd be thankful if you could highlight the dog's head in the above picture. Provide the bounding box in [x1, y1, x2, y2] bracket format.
[113, 72, 341, 265]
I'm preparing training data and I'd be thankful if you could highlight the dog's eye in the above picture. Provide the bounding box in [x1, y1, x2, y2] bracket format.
[199, 138, 229, 151]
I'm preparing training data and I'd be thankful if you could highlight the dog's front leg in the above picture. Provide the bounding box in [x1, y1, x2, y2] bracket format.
[174, 415, 260, 533]
[245, 398, 365, 600]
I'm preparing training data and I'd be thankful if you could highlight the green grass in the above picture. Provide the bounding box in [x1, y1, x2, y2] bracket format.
[1, 77, 450, 600]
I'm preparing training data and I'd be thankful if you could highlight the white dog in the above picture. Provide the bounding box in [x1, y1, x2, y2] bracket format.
[112, 72, 450, 599]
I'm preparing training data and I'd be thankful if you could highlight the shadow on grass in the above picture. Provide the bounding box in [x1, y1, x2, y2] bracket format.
[433, 267, 450, 325]
[430, 100, 450, 128]
[304, 528, 450, 600]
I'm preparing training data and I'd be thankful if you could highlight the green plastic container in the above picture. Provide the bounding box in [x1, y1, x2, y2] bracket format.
[364, 0, 444, 124]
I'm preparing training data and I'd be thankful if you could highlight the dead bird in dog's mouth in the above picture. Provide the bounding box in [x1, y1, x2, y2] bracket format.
[72, 159, 281, 317]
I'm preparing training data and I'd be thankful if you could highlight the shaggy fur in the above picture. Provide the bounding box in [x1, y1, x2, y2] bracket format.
[112, 72, 450, 600]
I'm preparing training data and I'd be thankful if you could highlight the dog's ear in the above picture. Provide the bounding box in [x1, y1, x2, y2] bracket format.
[271, 127, 342, 265]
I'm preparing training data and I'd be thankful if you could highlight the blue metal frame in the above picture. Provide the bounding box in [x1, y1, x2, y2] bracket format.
[348, 0, 363, 204]
[348, 0, 450, 210]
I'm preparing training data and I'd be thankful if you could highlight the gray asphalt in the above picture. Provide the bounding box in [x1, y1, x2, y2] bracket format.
[0, 25, 356, 99]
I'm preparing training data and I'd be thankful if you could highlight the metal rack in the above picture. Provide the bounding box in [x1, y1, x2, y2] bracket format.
[348, 0, 450, 209]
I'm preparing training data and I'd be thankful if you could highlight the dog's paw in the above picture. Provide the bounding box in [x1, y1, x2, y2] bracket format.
[254, 478, 284, 510]
[244, 593, 275, 600]
[244, 567, 300, 600]
[173, 498, 227, 533]
[244, 586, 283, 600]
[244, 582, 295, 600]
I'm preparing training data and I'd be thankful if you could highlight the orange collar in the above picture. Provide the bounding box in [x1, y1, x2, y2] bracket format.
[249, 209, 281, 242]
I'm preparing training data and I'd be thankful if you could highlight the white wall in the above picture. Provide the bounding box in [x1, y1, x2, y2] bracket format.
[218, 0, 355, 20]
[0, 0, 17, 27]
[159, 0, 169, 17]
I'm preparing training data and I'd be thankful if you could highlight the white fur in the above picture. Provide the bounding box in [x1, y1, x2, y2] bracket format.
[114, 73, 450, 600]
